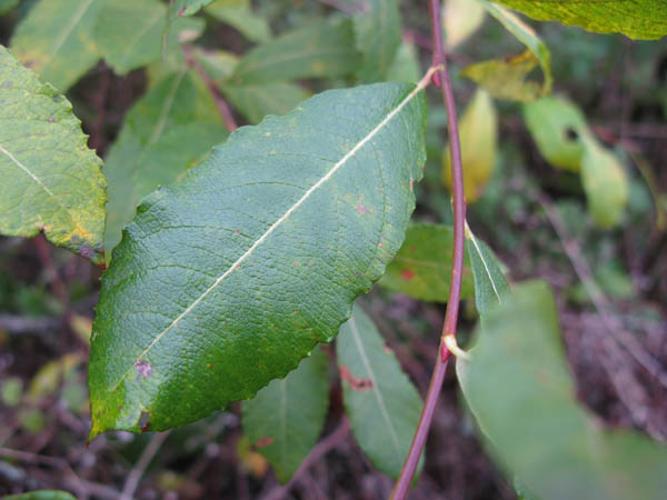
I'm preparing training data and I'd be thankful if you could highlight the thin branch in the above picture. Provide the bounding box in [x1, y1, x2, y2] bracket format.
[183, 45, 238, 132]
[534, 192, 667, 391]
[392, 0, 467, 497]
[120, 431, 171, 500]
[262, 418, 350, 500]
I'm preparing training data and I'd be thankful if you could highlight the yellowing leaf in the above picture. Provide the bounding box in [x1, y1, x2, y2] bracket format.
[494, 0, 667, 40]
[580, 140, 628, 229]
[444, 0, 486, 50]
[463, 1, 553, 102]
[443, 89, 497, 202]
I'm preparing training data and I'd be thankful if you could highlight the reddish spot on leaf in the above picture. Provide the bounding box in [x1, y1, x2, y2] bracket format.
[135, 359, 152, 378]
[400, 269, 415, 281]
[139, 411, 151, 432]
[339, 364, 373, 391]
[255, 436, 274, 448]
[356, 204, 369, 215]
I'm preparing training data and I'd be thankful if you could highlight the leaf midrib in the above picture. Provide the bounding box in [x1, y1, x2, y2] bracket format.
[109, 79, 427, 392]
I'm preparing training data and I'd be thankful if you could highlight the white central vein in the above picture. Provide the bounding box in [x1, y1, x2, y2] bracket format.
[113, 74, 431, 391]
[466, 223, 502, 303]
[348, 316, 402, 453]
[0, 143, 55, 197]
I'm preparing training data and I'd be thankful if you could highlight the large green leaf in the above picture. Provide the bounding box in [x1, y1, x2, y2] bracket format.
[464, 225, 510, 316]
[380, 223, 475, 303]
[104, 70, 226, 252]
[229, 19, 361, 84]
[206, 0, 271, 43]
[221, 82, 310, 124]
[337, 305, 422, 478]
[0, 46, 105, 260]
[495, 0, 667, 40]
[243, 348, 329, 483]
[457, 281, 667, 500]
[94, 0, 203, 75]
[10, 0, 102, 90]
[89, 81, 427, 435]
[354, 0, 401, 82]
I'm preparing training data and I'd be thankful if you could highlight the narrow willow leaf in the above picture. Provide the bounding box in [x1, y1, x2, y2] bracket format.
[0, 46, 105, 260]
[243, 348, 329, 483]
[522, 95, 590, 173]
[580, 140, 629, 229]
[206, 0, 271, 43]
[337, 305, 422, 479]
[10, 0, 102, 90]
[380, 223, 475, 303]
[462, 1, 552, 102]
[495, 0, 667, 40]
[221, 82, 310, 124]
[104, 70, 226, 252]
[4, 491, 76, 500]
[354, 0, 401, 82]
[457, 282, 667, 500]
[444, 0, 486, 50]
[230, 19, 361, 84]
[386, 40, 421, 84]
[170, 0, 214, 16]
[90, 81, 427, 435]
[443, 89, 497, 201]
[464, 225, 509, 316]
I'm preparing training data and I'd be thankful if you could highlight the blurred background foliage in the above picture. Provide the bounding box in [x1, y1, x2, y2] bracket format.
[0, 0, 666, 498]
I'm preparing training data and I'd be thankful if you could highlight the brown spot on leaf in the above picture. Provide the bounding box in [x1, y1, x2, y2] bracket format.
[135, 359, 152, 378]
[400, 269, 415, 281]
[254, 436, 274, 448]
[139, 411, 151, 432]
[339, 365, 373, 391]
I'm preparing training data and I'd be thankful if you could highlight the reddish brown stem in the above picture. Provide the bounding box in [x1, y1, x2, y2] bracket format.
[183, 46, 238, 132]
[391, 0, 467, 497]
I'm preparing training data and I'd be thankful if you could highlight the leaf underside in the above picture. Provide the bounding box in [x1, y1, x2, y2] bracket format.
[89, 82, 427, 435]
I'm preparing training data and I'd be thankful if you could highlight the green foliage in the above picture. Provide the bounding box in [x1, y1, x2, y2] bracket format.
[337, 305, 422, 479]
[4, 491, 76, 500]
[103, 70, 227, 253]
[206, 0, 271, 43]
[10, 0, 103, 90]
[171, 0, 214, 17]
[221, 82, 310, 124]
[381, 223, 475, 303]
[0, 0, 19, 15]
[0, 46, 106, 260]
[463, 1, 552, 101]
[495, 0, 667, 40]
[354, 0, 402, 82]
[458, 282, 667, 500]
[524, 96, 630, 228]
[229, 19, 360, 85]
[243, 348, 329, 483]
[89, 82, 427, 435]
[523, 95, 589, 172]
[444, 0, 486, 50]
[464, 225, 510, 315]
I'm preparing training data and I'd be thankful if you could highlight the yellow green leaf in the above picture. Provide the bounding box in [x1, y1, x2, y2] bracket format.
[443, 89, 498, 202]
[444, 0, 486, 50]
